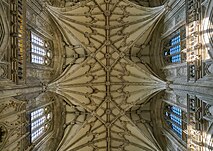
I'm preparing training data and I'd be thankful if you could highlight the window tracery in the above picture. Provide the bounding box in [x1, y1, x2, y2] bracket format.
[30, 33, 52, 66]
[163, 27, 186, 64]
[164, 104, 187, 143]
[30, 107, 52, 142]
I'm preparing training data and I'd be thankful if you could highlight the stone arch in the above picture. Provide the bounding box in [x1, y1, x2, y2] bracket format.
[0, 1, 9, 60]
[203, 0, 213, 59]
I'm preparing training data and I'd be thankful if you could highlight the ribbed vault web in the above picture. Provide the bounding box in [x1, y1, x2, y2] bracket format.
[47, 0, 166, 150]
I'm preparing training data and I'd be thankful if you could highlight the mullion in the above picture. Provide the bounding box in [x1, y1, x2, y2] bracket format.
[31, 116, 46, 131]
[31, 33, 44, 47]
[31, 44, 46, 56]
[163, 27, 186, 64]
[31, 54, 45, 64]
[31, 108, 44, 121]
[31, 33, 47, 65]
[31, 126, 45, 142]
[30, 108, 47, 142]
[165, 105, 184, 139]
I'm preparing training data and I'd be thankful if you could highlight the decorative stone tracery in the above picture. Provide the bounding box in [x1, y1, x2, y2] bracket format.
[45, 0, 167, 150]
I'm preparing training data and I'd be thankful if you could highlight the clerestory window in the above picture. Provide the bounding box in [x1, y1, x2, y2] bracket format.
[30, 33, 52, 65]
[164, 104, 187, 143]
[163, 27, 186, 64]
[30, 107, 52, 142]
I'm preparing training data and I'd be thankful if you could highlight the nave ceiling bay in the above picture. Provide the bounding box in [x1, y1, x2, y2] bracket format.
[46, 0, 167, 150]
[48, 0, 162, 7]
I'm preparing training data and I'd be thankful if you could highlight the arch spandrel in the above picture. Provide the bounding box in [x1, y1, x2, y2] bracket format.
[47, 0, 166, 150]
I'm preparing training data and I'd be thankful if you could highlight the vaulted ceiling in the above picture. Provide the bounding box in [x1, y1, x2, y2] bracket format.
[46, 0, 167, 150]
[48, 0, 163, 7]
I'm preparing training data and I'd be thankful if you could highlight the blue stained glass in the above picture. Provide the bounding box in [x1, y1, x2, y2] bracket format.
[171, 106, 182, 116]
[167, 33, 182, 64]
[172, 123, 182, 137]
[171, 54, 181, 63]
[168, 106, 183, 137]
[171, 34, 180, 46]
[170, 48, 173, 54]
[170, 114, 182, 126]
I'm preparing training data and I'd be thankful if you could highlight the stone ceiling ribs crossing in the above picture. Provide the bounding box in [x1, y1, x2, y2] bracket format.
[47, 0, 166, 150]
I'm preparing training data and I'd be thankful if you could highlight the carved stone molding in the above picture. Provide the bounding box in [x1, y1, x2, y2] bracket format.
[0, 15, 4, 47]
[0, 124, 7, 147]
[0, 63, 7, 79]
[0, 97, 27, 151]
[46, 1, 167, 150]
[203, 0, 213, 58]
[203, 61, 213, 76]
[0, 1, 9, 60]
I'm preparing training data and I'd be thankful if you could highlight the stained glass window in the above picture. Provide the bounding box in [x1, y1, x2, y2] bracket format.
[164, 104, 187, 142]
[163, 27, 186, 64]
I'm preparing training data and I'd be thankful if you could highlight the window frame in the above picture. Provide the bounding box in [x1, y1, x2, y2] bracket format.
[30, 32, 52, 66]
[163, 104, 188, 143]
[162, 26, 186, 64]
[30, 107, 52, 143]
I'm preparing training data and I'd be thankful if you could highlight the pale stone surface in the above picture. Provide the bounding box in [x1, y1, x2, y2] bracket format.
[0, 0, 213, 150]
